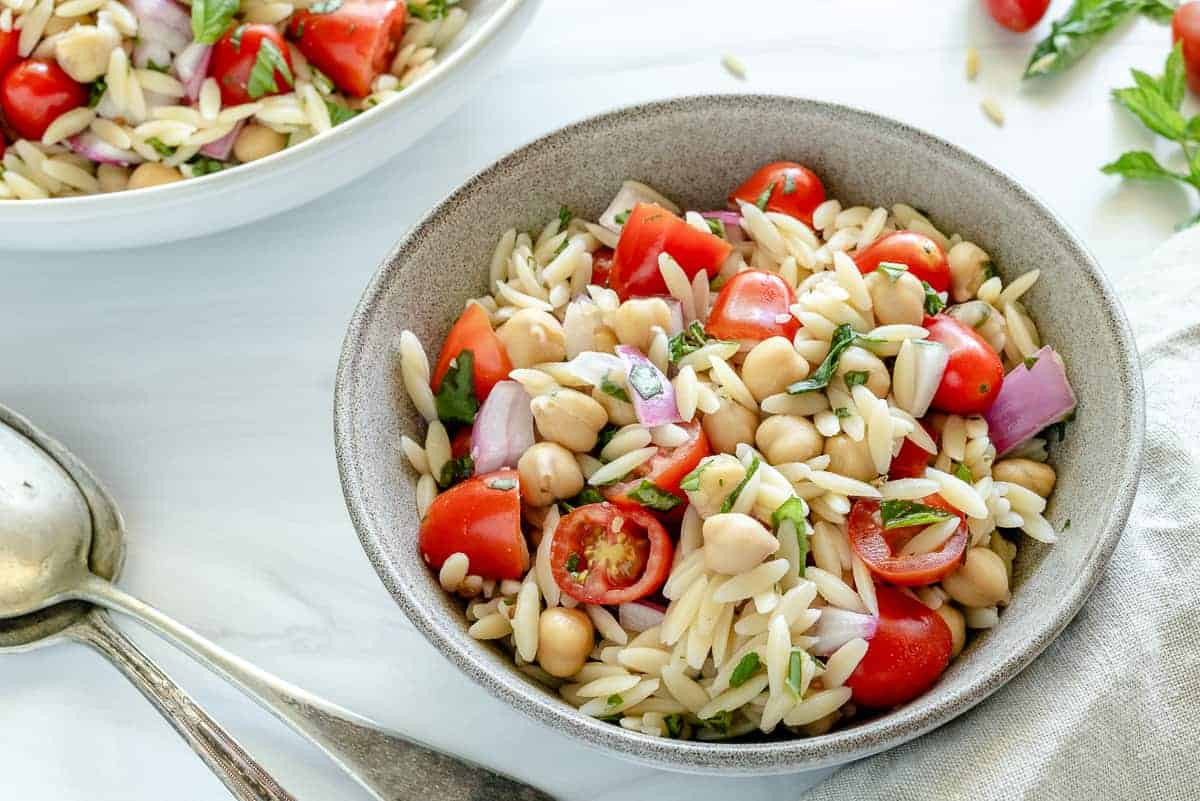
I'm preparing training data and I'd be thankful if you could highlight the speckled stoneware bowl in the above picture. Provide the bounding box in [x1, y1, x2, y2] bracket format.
[334, 95, 1144, 774]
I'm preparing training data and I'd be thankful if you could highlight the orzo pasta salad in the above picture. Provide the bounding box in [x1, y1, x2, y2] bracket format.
[397, 161, 1078, 740]
[0, 0, 465, 197]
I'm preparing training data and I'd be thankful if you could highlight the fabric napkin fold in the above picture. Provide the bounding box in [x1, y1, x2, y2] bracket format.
[802, 230, 1200, 801]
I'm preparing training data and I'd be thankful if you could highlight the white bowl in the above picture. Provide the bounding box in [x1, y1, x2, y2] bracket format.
[0, 0, 538, 252]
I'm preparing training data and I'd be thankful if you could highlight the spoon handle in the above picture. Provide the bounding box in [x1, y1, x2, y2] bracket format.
[75, 575, 555, 801]
[67, 609, 297, 801]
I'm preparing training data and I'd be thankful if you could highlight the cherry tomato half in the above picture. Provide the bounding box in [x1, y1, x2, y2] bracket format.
[0, 60, 86, 141]
[603, 420, 710, 511]
[610, 203, 732, 300]
[848, 496, 967, 586]
[854, 231, 950, 293]
[1174, 2, 1200, 95]
[728, 161, 826, 225]
[845, 583, 953, 708]
[985, 0, 1051, 33]
[418, 469, 528, 581]
[705, 269, 799, 344]
[210, 24, 295, 106]
[924, 314, 1004, 415]
[550, 503, 673, 604]
[431, 303, 512, 402]
[288, 0, 406, 98]
[590, 246, 614, 288]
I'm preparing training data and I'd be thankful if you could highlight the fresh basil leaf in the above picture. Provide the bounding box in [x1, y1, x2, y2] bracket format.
[843, 370, 869, 389]
[87, 78, 107, 108]
[1023, 354, 1040, 370]
[1024, 0, 1174, 80]
[679, 460, 707, 492]
[437, 455, 473, 488]
[487, 477, 517, 491]
[146, 60, 169, 74]
[953, 461, 974, 484]
[595, 424, 619, 454]
[1100, 150, 1186, 182]
[772, 497, 809, 577]
[191, 0, 239, 45]
[788, 323, 859, 394]
[325, 99, 360, 126]
[613, 209, 631, 225]
[407, 0, 459, 21]
[834, 406, 851, 419]
[629, 363, 663, 399]
[706, 217, 726, 238]
[246, 39, 294, 99]
[702, 709, 732, 734]
[557, 205, 572, 233]
[606, 693, 623, 707]
[668, 320, 731, 365]
[786, 650, 804, 697]
[877, 261, 908, 281]
[564, 552, 581, 574]
[664, 713, 684, 738]
[187, 156, 227, 177]
[560, 487, 604, 513]
[145, 137, 175, 157]
[754, 181, 775, 211]
[1141, 0, 1178, 23]
[310, 0, 342, 12]
[628, 480, 682, 512]
[1113, 84, 1187, 141]
[922, 280, 946, 315]
[881, 499, 954, 530]
[600, 376, 630, 403]
[729, 652, 761, 688]
[720, 457, 759, 513]
[434, 350, 479, 425]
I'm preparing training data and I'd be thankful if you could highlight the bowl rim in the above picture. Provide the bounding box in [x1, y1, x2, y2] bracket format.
[0, 0, 528, 217]
[334, 93, 1145, 773]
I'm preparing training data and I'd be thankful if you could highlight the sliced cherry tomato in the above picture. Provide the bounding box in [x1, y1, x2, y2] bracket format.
[854, 231, 950, 293]
[431, 303, 512, 402]
[550, 503, 673, 604]
[0, 29, 20, 77]
[924, 314, 1004, 415]
[610, 203, 732, 300]
[705, 269, 799, 343]
[985, 0, 1051, 32]
[0, 60, 86, 141]
[728, 161, 826, 225]
[210, 24, 295, 106]
[845, 583, 953, 708]
[603, 420, 710, 511]
[590, 246, 614, 287]
[848, 496, 967, 586]
[1174, 2, 1200, 94]
[418, 469, 527, 580]
[288, 0, 406, 98]
[450, 427, 472, 460]
[888, 421, 936, 480]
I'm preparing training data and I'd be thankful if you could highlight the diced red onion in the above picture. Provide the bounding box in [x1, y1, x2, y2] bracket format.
[984, 346, 1076, 457]
[618, 600, 666, 632]
[200, 120, 243, 159]
[174, 41, 213, 102]
[812, 608, 878, 656]
[616, 346, 681, 427]
[663, 298, 684, 336]
[127, 0, 192, 54]
[471, 380, 534, 475]
[67, 133, 143, 166]
[700, 211, 745, 244]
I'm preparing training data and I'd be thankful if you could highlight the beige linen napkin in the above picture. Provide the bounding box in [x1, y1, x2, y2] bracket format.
[803, 231, 1200, 800]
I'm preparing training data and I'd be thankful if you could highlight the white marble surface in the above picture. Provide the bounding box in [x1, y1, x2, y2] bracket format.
[0, 2, 1182, 799]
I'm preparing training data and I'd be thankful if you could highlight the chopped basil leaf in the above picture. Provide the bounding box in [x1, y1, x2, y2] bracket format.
[706, 217, 726, 238]
[782, 172, 797, 195]
[564, 552, 581, 574]
[679, 460, 707, 492]
[145, 137, 175, 157]
[877, 261, 908, 282]
[230, 23, 246, 49]
[325, 99, 360, 126]
[309, 0, 342, 12]
[754, 181, 775, 211]
[843, 370, 869, 389]
[407, 0, 459, 22]
[786, 650, 804, 697]
[702, 709, 732, 734]
[629, 363, 663, 400]
[595, 424, 619, 454]
[557, 205, 572, 232]
[487, 477, 517, 491]
[613, 209, 631, 225]
[664, 713, 684, 738]
[1062, 518, 1072, 531]
[881, 499, 954, 530]
[437, 454, 473, 488]
[434, 350, 479, 425]
[720, 457, 760, 513]
[953, 461, 974, 484]
[87, 78, 107, 108]
[600, 376, 630, 403]
[560, 487, 604, 513]
[146, 60, 169, 74]
[668, 321, 731, 365]
[1042, 409, 1077, 443]
[922, 280, 946, 315]
[552, 237, 569, 258]
[772, 496, 809, 577]
[246, 39, 294, 99]
[1023, 355, 1040, 370]
[834, 407, 851, 419]
[187, 156, 227, 177]
[191, 0, 239, 45]
[729, 652, 762, 688]
[628, 480, 682, 512]
[606, 693, 623, 707]
[788, 324, 860, 394]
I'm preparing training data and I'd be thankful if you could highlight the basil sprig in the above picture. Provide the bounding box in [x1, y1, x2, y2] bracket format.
[1024, 0, 1176, 80]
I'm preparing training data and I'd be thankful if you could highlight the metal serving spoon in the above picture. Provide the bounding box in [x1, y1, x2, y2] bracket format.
[0, 406, 552, 801]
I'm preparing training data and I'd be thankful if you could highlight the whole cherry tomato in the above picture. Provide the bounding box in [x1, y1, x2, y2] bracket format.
[728, 161, 826, 225]
[984, 0, 1051, 32]
[0, 60, 86, 141]
[1173, 2, 1200, 95]
[924, 314, 1004, 415]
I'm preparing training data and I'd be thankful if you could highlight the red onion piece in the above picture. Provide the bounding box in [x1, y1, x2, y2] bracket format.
[700, 211, 745, 244]
[126, 0, 192, 53]
[471, 380, 534, 475]
[199, 120, 243, 159]
[174, 41, 213, 102]
[616, 346, 681, 427]
[984, 346, 1076, 457]
[67, 133, 143, 166]
[812, 608, 878, 656]
[618, 601, 666, 632]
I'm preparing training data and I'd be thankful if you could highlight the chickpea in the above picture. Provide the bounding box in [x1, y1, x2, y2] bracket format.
[864, 268, 925, 326]
[96, 163, 129, 194]
[702, 513, 779, 574]
[497, 309, 567, 368]
[947, 241, 992, 303]
[591, 383, 636, 426]
[756, 414, 824, 465]
[233, 123, 288, 163]
[741, 337, 809, 401]
[701, 396, 759, 455]
[518, 442, 584, 507]
[530, 389, 608, 452]
[947, 300, 1007, 354]
[935, 604, 967, 658]
[684, 454, 746, 518]
[612, 298, 672, 352]
[834, 346, 890, 398]
[942, 547, 1010, 608]
[127, 162, 183, 190]
[992, 458, 1056, 498]
[823, 433, 876, 482]
[536, 607, 595, 678]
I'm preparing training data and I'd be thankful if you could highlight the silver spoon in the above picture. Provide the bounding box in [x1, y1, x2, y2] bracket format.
[0, 406, 553, 801]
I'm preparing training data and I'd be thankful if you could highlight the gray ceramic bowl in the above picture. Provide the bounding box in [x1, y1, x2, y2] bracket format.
[334, 95, 1144, 774]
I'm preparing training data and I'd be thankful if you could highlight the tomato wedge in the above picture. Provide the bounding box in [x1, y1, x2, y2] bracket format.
[610, 203, 732, 300]
[728, 161, 825, 225]
[845, 583, 953, 708]
[603, 420, 710, 511]
[288, 0, 406, 98]
[418, 469, 528, 581]
[550, 503, 673, 604]
[848, 497, 967, 586]
[855, 231, 950, 293]
[431, 303, 512, 402]
[705, 269, 799, 343]
[924, 314, 1004, 415]
[210, 24, 294, 106]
